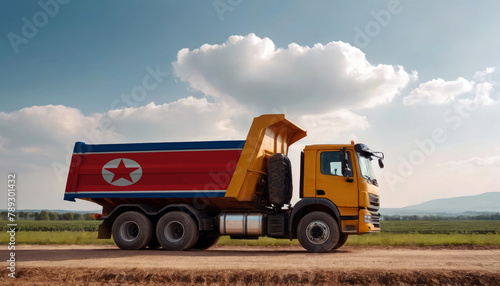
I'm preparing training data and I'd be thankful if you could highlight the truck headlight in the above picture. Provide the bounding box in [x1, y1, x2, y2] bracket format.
[364, 214, 371, 223]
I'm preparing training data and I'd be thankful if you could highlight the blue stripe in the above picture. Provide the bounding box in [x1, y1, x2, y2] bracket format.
[64, 191, 226, 201]
[73, 140, 246, 154]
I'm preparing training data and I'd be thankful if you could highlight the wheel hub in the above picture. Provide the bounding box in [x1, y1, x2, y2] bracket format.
[120, 221, 140, 242]
[165, 221, 185, 243]
[306, 220, 330, 244]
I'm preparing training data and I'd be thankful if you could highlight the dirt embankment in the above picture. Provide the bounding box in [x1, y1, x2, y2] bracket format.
[2, 245, 499, 285]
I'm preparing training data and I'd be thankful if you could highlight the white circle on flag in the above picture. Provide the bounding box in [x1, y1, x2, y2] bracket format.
[102, 158, 142, 186]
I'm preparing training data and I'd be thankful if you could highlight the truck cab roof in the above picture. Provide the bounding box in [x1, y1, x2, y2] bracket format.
[304, 144, 355, 150]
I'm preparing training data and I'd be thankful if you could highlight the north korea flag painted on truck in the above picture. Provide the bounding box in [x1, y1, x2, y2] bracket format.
[64, 140, 245, 201]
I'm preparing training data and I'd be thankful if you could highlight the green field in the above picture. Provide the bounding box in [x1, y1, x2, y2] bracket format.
[1, 220, 499, 246]
[380, 220, 500, 234]
[0, 220, 100, 232]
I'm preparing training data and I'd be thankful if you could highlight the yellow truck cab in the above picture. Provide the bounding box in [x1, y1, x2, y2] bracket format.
[65, 114, 384, 253]
[301, 144, 382, 237]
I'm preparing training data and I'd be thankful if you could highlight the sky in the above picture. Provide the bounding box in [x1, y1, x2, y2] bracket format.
[1, 0, 499, 211]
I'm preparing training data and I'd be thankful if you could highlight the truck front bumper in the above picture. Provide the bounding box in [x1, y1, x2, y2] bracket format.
[358, 208, 380, 233]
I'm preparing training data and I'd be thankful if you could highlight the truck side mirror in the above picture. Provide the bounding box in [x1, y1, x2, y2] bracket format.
[378, 159, 384, 168]
[339, 148, 351, 176]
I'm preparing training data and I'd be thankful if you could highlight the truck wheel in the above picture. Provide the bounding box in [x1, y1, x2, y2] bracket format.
[112, 211, 153, 250]
[192, 231, 220, 250]
[297, 211, 339, 253]
[156, 211, 199, 251]
[332, 234, 348, 250]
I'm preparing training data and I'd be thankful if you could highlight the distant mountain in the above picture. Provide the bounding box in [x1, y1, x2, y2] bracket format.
[381, 192, 500, 216]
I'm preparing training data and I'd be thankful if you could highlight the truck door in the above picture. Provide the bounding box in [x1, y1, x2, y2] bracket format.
[315, 150, 358, 207]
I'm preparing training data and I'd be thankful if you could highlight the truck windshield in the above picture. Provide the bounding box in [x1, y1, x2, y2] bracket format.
[357, 153, 377, 185]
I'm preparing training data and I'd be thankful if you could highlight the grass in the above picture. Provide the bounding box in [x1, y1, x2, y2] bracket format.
[345, 232, 500, 246]
[1, 231, 114, 245]
[380, 220, 500, 234]
[217, 233, 500, 247]
[3, 232, 497, 246]
[1, 220, 499, 246]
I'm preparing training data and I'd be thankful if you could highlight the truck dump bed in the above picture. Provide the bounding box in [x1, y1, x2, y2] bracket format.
[64, 114, 306, 214]
[64, 140, 245, 200]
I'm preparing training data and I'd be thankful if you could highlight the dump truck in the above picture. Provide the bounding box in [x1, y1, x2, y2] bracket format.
[64, 114, 384, 253]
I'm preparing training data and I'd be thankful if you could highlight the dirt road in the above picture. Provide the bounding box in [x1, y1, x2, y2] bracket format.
[2, 245, 500, 285]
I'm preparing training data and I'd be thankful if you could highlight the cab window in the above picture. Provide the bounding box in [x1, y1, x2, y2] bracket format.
[320, 151, 353, 177]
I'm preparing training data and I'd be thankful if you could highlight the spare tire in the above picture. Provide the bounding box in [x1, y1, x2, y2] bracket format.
[267, 153, 292, 206]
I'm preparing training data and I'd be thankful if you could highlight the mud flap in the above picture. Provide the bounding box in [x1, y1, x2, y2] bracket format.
[98, 223, 112, 239]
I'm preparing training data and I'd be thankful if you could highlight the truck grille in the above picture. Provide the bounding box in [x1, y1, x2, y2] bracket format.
[368, 193, 380, 228]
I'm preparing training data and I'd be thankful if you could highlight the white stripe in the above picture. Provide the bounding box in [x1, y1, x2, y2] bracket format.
[75, 148, 243, 155]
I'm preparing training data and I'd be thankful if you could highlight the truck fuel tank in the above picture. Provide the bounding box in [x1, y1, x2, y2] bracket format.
[219, 213, 265, 236]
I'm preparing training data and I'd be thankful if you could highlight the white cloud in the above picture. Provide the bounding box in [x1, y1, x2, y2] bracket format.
[105, 97, 248, 142]
[0, 97, 250, 158]
[439, 156, 500, 168]
[404, 77, 473, 105]
[0, 105, 114, 153]
[403, 67, 496, 106]
[462, 82, 494, 106]
[0, 105, 124, 177]
[173, 33, 413, 113]
[473, 67, 495, 82]
[0, 97, 247, 160]
[298, 109, 369, 142]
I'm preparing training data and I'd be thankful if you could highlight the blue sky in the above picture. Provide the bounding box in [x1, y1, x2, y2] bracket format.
[3, 1, 499, 113]
[1, 0, 499, 210]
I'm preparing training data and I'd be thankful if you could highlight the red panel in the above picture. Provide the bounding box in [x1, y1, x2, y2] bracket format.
[70, 150, 242, 193]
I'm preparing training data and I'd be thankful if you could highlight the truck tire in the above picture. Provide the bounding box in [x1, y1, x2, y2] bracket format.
[297, 211, 339, 253]
[267, 153, 292, 205]
[112, 211, 153, 250]
[192, 231, 220, 250]
[156, 211, 199, 251]
[333, 234, 348, 250]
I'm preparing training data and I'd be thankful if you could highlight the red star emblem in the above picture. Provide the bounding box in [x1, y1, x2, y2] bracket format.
[104, 159, 139, 183]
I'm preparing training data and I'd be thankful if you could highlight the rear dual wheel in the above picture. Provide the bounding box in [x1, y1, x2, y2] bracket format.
[112, 210, 215, 251]
[112, 211, 153, 250]
[156, 211, 199, 251]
